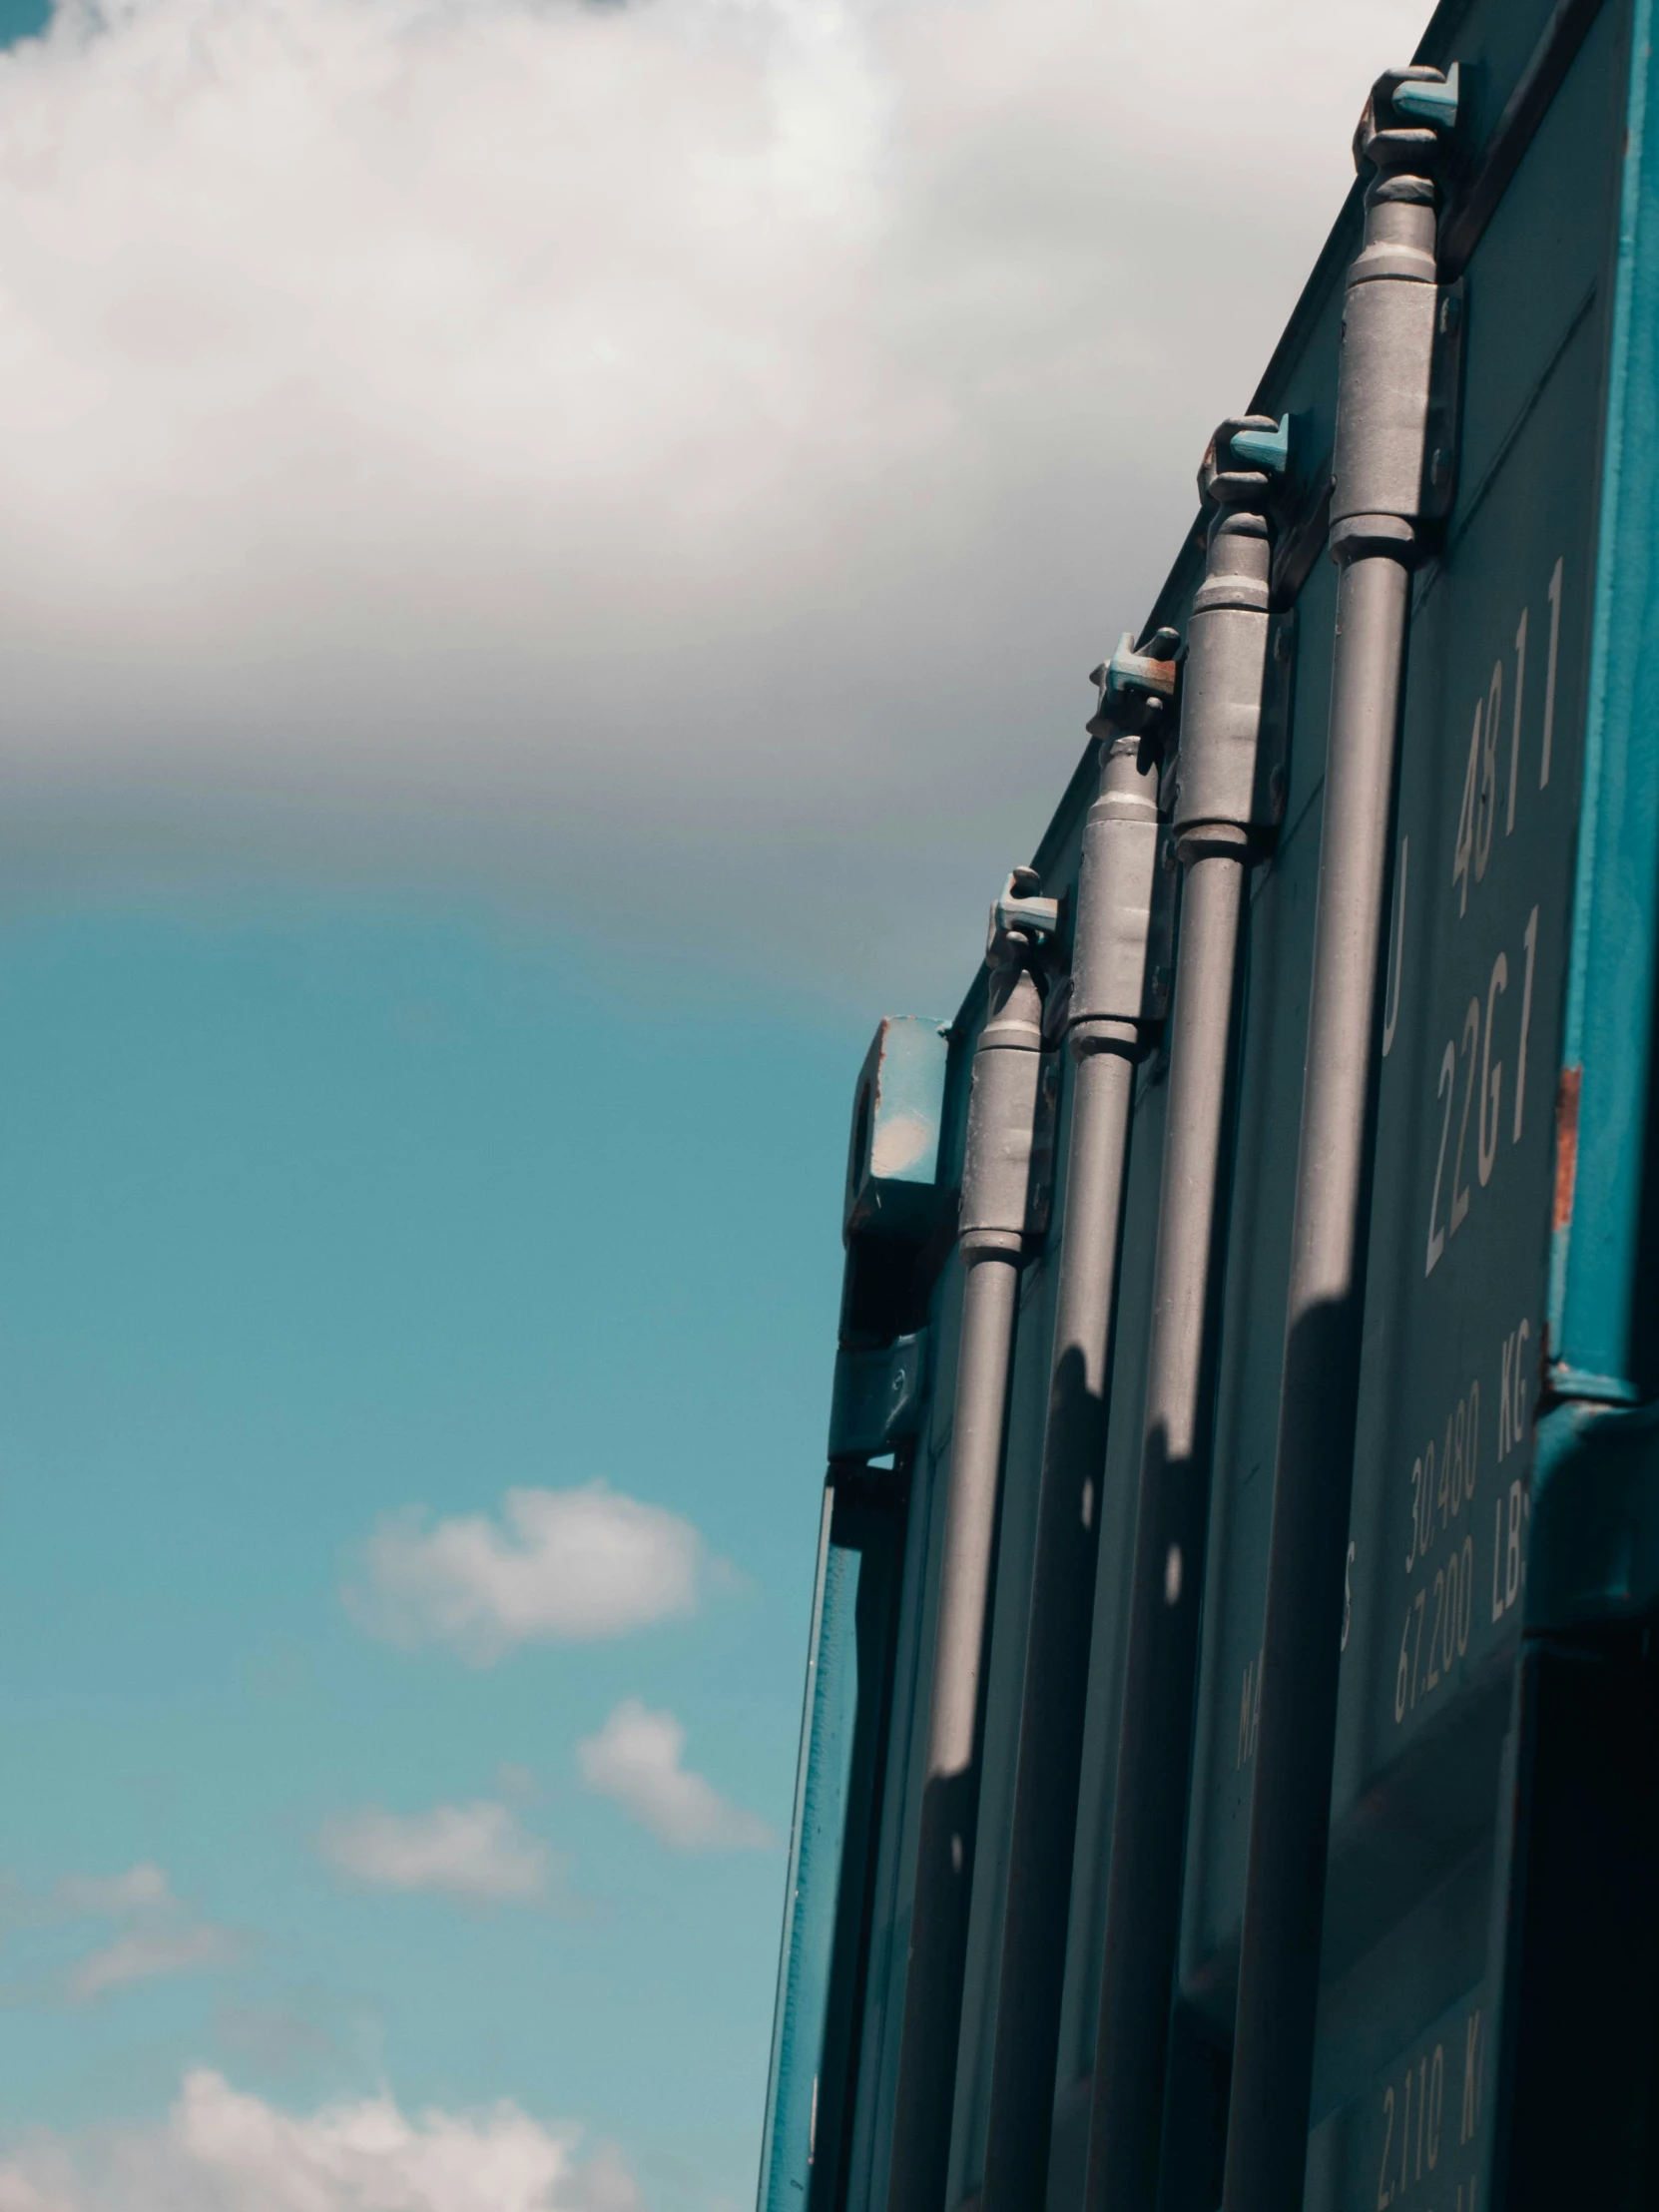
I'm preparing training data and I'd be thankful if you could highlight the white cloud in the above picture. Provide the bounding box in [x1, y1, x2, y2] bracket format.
[348, 1483, 712, 1664]
[68, 1921, 241, 2001]
[52, 1864, 171, 1918]
[0, 2068, 639, 2212]
[0, 0, 1425, 1002]
[317, 1801, 552, 1903]
[578, 1699, 774, 1852]
[47, 1864, 242, 2003]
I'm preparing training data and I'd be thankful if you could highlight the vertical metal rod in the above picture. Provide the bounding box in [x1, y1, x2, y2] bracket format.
[1085, 421, 1293, 2212]
[975, 1048, 1135, 2206]
[1221, 71, 1456, 2212]
[978, 674, 1175, 2212]
[884, 948, 1047, 2212]
[1084, 851, 1246, 2206]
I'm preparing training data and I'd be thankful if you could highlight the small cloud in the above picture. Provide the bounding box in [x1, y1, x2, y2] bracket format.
[578, 1701, 775, 1852]
[317, 1802, 552, 1904]
[346, 1483, 716, 1665]
[214, 2000, 339, 2078]
[49, 1865, 242, 2004]
[69, 1922, 239, 2002]
[0, 2068, 640, 2211]
[53, 1865, 171, 1918]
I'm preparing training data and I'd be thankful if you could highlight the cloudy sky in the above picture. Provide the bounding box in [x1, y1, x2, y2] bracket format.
[0, 0, 1424, 2205]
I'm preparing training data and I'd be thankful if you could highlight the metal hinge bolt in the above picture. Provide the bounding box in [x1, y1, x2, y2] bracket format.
[991, 865, 1061, 953]
[1227, 414, 1292, 478]
[1088, 628, 1180, 740]
[1389, 61, 1460, 131]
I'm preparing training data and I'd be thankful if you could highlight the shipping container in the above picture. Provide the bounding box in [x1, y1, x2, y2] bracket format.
[758, 2, 1659, 2208]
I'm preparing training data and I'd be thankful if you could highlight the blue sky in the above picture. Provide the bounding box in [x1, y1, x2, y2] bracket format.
[0, 0, 1425, 2203]
[0, 899, 858, 2206]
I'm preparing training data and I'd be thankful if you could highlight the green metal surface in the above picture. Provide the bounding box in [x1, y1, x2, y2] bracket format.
[1552, 0, 1659, 1401]
[759, 1488, 848, 2212]
[830, 1335, 930, 1462]
[759, 0, 1659, 2206]
[758, 1474, 908, 2212]
[1527, 1394, 1659, 1628]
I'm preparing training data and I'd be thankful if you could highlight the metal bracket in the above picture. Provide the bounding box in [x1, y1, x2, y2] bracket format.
[1390, 60, 1460, 132]
[1419, 276, 1467, 526]
[1224, 413, 1292, 481]
[1355, 61, 1461, 171]
[989, 867, 1063, 958]
[1088, 629, 1180, 737]
[829, 1332, 929, 1460]
[1527, 1394, 1659, 1631]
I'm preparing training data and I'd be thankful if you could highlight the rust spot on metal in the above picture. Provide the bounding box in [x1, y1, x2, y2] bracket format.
[1552, 1064, 1582, 1232]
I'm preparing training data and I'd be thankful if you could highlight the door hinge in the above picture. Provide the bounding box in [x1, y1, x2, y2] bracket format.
[830, 1332, 929, 1460]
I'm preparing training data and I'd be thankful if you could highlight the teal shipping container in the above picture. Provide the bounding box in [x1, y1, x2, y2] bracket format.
[759, 2, 1659, 2209]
